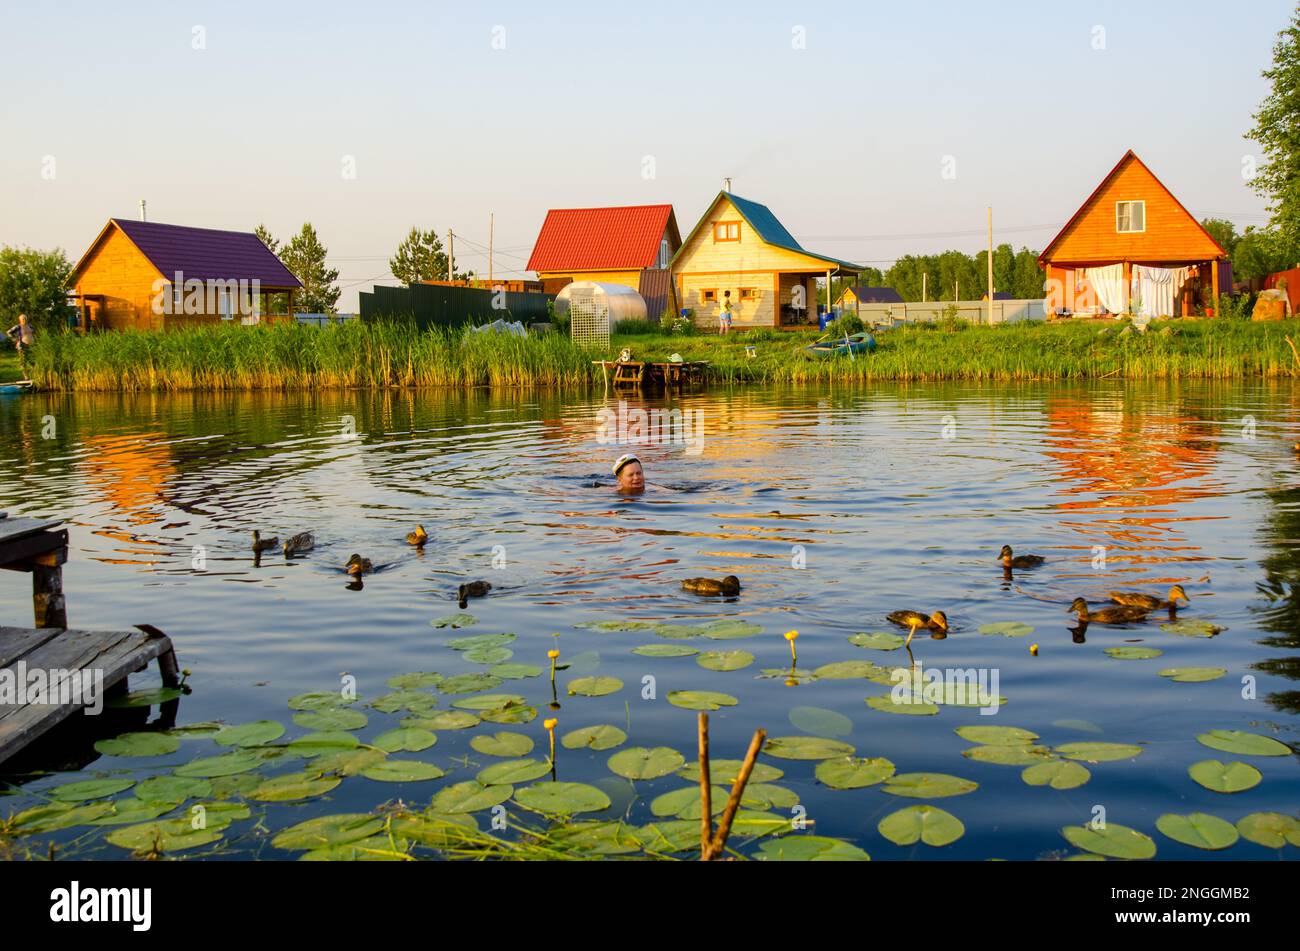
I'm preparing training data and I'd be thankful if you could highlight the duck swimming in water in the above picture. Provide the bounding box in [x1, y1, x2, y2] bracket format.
[282, 532, 315, 557]
[345, 554, 374, 577]
[682, 576, 741, 597]
[1109, 585, 1188, 613]
[887, 609, 948, 640]
[458, 580, 492, 608]
[406, 525, 428, 547]
[999, 545, 1045, 569]
[252, 530, 279, 554]
[1068, 598, 1149, 625]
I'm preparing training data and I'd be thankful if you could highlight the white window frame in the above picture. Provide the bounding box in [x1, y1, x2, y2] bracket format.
[1116, 200, 1146, 234]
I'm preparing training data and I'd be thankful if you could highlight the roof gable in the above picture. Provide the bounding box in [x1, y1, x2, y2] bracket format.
[673, 192, 861, 271]
[526, 204, 678, 273]
[1040, 151, 1227, 265]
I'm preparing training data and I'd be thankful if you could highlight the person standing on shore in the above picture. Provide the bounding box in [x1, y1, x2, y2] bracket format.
[719, 291, 733, 335]
[6, 315, 34, 375]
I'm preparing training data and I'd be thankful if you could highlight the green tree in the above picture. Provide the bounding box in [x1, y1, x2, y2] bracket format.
[1201, 218, 1240, 257]
[280, 223, 340, 314]
[253, 223, 280, 256]
[1233, 226, 1297, 281]
[1248, 9, 1300, 246]
[1012, 248, 1045, 299]
[390, 227, 452, 285]
[0, 246, 72, 331]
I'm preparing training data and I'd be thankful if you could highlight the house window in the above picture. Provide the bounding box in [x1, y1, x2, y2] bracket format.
[701, 289, 718, 303]
[1116, 201, 1145, 233]
[713, 221, 740, 243]
[657, 237, 671, 269]
[740, 287, 760, 301]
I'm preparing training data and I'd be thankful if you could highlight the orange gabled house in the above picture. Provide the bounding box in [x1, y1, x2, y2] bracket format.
[1039, 151, 1229, 318]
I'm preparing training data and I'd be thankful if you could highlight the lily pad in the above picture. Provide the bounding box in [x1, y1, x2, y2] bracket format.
[106, 818, 224, 853]
[848, 631, 905, 651]
[361, 760, 445, 783]
[406, 710, 480, 731]
[699, 620, 762, 640]
[374, 727, 438, 753]
[1161, 619, 1224, 637]
[299, 834, 411, 861]
[1061, 823, 1156, 859]
[1054, 742, 1142, 763]
[249, 772, 342, 802]
[1196, 730, 1291, 757]
[288, 691, 353, 712]
[452, 693, 527, 712]
[866, 695, 940, 716]
[369, 690, 438, 714]
[978, 621, 1035, 638]
[135, 775, 213, 804]
[314, 748, 387, 776]
[437, 673, 503, 695]
[175, 750, 264, 778]
[292, 709, 368, 731]
[878, 805, 965, 847]
[387, 672, 443, 689]
[287, 732, 360, 756]
[567, 676, 623, 697]
[1188, 760, 1262, 794]
[546, 820, 644, 855]
[106, 686, 185, 708]
[213, 720, 286, 748]
[814, 660, 883, 680]
[815, 756, 896, 789]
[677, 760, 784, 784]
[1103, 646, 1163, 660]
[955, 725, 1039, 746]
[1158, 667, 1227, 683]
[86, 798, 175, 826]
[272, 814, 386, 850]
[561, 724, 627, 751]
[490, 663, 543, 679]
[882, 773, 978, 799]
[514, 781, 611, 815]
[93, 732, 181, 758]
[7, 802, 115, 834]
[465, 646, 514, 665]
[608, 746, 685, 780]
[471, 731, 534, 757]
[431, 613, 477, 629]
[756, 836, 870, 861]
[1235, 812, 1300, 849]
[697, 650, 754, 672]
[429, 781, 513, 814]
[1021, 760, 1091, 790]
[481, 704, 537, 725]
[1156, 813, 1239, 851]
[788, 706, 854, 737]
[764, 736, 855, 761]
[447, 632, 516, 651]
[632, 643, 699, 658]
[477, 758, 552, 785]
[963, 745, 1054, 766]
[666, 690, 738, 711]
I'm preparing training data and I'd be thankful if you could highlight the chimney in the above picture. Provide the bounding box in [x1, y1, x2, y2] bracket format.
[723, 177, 732, 193]
[139, 199, 147, 222]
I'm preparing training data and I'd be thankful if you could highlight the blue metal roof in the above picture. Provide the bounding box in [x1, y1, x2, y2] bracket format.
[718, 193, 862, 271]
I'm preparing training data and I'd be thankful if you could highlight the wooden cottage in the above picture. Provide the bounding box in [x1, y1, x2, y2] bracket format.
[672, 191, 861, 330]
[1039, 151, 1228, 318]
[834, 285, 903, 310]
[67, 219, 302, 331]
[526, 204, 681, 319]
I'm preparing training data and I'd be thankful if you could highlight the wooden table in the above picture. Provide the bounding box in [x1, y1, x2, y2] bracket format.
[592, 361, 710, 391]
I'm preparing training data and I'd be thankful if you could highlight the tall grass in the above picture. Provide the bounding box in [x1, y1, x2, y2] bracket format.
[24, 317, 1300, 391]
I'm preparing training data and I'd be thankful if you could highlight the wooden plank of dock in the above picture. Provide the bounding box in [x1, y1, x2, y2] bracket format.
[0, 624, 180, 766]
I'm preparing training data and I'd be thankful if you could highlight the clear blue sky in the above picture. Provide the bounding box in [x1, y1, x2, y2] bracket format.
[1, 0, 1292, 309]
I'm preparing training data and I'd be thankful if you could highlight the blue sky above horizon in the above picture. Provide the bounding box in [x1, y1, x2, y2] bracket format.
[1, 0, 1292, 309]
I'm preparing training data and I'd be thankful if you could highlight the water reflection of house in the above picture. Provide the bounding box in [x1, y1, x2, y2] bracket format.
[80, 433, 177, 526]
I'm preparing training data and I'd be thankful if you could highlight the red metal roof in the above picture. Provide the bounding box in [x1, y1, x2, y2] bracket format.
[527, 205, 678, 273]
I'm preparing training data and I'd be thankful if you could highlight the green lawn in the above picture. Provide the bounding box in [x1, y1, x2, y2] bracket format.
[0, 347, 23, 383]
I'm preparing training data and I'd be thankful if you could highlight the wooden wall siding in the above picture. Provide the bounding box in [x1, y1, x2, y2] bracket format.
[674, 196, 847, 274]
[74, 226, 166, 330]
[1047, 159, 1223, 265]
[679, 275, 774, 327]
[537, 269, 645, 290]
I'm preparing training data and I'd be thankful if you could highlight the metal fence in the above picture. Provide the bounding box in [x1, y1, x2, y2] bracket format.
[567, 285, 610, 350]
[359, 283, 554, 328]
[846, 299, 1048, 327]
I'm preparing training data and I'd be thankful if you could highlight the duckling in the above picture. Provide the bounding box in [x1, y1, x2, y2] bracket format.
[1068, 597, 1149, 625]
[406, 524, 428, 547]
[682, 575, 741, 597]
[999, 545, 1046, 569]
[282, 532, 315, 557]
[1108, 585, 1188, 613]
[252, 530, 279, 554]
[345, 553, 374, 577]
[887, 610, 948, 634]
[458, 580, 492, 608]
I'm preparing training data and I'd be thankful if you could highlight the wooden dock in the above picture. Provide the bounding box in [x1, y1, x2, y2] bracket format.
[0, 515, 180, 766]
[593, 360, 710, 391]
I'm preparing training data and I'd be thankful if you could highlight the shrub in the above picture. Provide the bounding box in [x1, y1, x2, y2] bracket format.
[825, 314, 865, 336]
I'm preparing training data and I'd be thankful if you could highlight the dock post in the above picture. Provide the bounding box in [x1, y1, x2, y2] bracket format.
[32, 551, 67, 629]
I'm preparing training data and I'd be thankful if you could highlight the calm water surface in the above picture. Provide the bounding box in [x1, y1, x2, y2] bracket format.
[1, 381, 1298, 859]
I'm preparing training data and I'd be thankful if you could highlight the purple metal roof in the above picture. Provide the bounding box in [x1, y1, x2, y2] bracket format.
[111, 219, 302, 288]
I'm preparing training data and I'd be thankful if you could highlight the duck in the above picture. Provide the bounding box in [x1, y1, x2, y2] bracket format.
[887, 610, 949, 647]
[282, 532, 315, 557]
[406, 524, 428, 547]
[1108, 585, 1188, 612]
[345, 554, 374, 577]
[1068, 598, 1149, 624]
[682, 575, 741, 597]
[252, 530, 279, 554]
[999, 545, 1046, 569]
[458, 580, 492, 608]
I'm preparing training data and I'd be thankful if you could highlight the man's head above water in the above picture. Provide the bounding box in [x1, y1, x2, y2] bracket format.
[612, 454, 645, 493]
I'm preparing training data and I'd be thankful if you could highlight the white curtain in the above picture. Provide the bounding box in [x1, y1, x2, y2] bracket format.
[1132, 266, 1189, 318]
[1085, 264, 1126, 314]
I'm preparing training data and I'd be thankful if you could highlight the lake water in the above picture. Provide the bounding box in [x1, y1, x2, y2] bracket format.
[1, 382, 1297, 860]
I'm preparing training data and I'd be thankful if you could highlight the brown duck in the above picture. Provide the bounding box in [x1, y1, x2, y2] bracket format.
[682, 575, 741, 597]
[282, 532, 315, 557]
[458, 580, 491, 608]
[887, 610, 949, 644]
[999, 545, 1045, 569]
[1109, 585, 1188, 613]
[1068, 598, 1149, 624]
[252, 530, 279, 554]
[345, 554, 374, 577]
[406, 525, 428, 547]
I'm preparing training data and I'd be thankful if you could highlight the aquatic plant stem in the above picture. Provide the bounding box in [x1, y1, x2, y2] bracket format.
[698, 713, 712, 858]
[704, 727, 767, 861]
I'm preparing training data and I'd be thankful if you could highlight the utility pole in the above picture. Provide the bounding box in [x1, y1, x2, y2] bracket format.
[987, 207, 995, 325]
[488, 213, 494, 285]
[447, 229, 455, 283]
[922, 272, 927, 302]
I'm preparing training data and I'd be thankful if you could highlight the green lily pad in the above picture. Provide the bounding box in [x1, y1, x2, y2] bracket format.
[471, 731, 534, 757]
[963, 745, 1055, 766]
[879, 805, 965, 847]
[699, 620, 762, 640]
[1021, 760, 1091, 790]
[86, 798, 176, 826]
[1156, 813, 1239, 851]
[314, 748, 387, 776]
[361, 760, 445, 783]
[764, 736, 855, 761]
[1061, 823, 1156, 859]
[8, 801, 115, 833]
[1235, 812, 1300, 849]
[633, 643, 700, 658]
[666, 690, 738, 711]
[482, 705, 538, 725]
[697, 650, 754, 672]
[406, 711, 480, 731]
[272, 814, 387, 850]
[374, 728, 438, 753]
[978, 621, 1035, 638]
[288, 691, 354, 712]
[389, 811, 479, 848]
[134, 775, 213, 804]
[678, 760, 784, 784]
[755, 836, 870, 861]
[249, 772, 342, 802]
[452, 693, 527, 712]
[432, 613, 477, 629]
[287, 732, 360, 756]
[1104, 646, 1163, 660]
[438, 673, 504, 695]
[740, 783, 800, 810]
[561, 724, 628, 751]
[1157, 667, 1227, 683]
[577, 619, 659, 632]
[165, 722, 225, 738]
[1196, 730, 1291, 757]
[815, 756, 896, 789]
[788, 706, 853, 737]
[106, 686, 185, 708]
[955, 725, 1039, 746]
[465, 646, 514, 665]
[387, 671, 444, 689]
[848, 631, 905, 651]
[1160, 619, 1224, 637]
[608, 746, 685, 780]
[653, 623, 706, 640]
[635, 820, 706, 853]
[447, 632, 516, 651]
[477, 758, 552, 785]
[106, 818, 224, 853]
[490, 663, 543, 679]
[1189, 760, 1262, 794]
[882, 773, 978, 799]
[814, 660, 884, 680]
[514, 781, 611, 815]
[213, 720, 286, 748]
[547, 820, 644, 855]
[47, 778, 134, 802]
[757, 667, 818, 684]
[567, 676, 623, 697]
[92, 731, 181, 758]
[207, 774, 263, 798]
[866, 695, 940, 716]
[369, 690, 439, 714]
[292, 709, 368, 731]
[430, 781, 513, 814]
[299, 834, 411, 861]
[1054, 742, 1143, 763]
